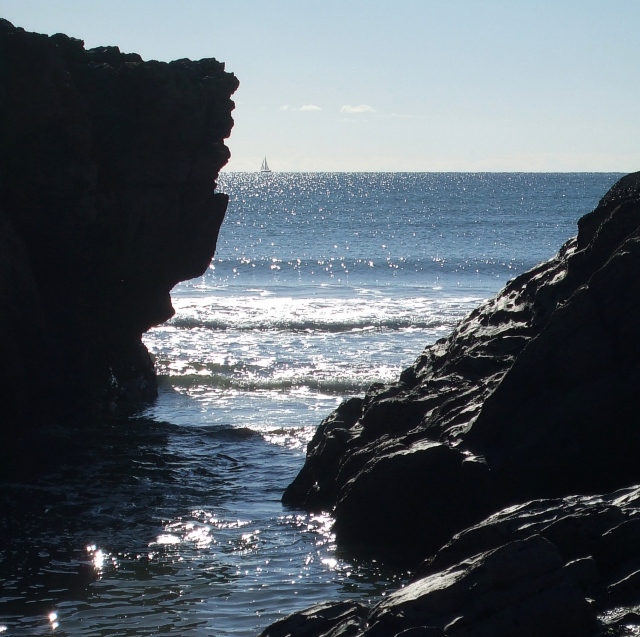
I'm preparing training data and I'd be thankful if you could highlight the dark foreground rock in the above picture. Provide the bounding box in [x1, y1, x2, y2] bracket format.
[284, 171, 640, 563]
[0, 20, 238, 426]
[263, 487, 640, 637]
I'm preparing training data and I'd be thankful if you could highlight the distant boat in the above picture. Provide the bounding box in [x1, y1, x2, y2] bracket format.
[260, 157, 272, 174]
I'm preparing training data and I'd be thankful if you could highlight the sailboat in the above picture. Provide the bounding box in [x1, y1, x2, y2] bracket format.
[260, 157, 272, 174]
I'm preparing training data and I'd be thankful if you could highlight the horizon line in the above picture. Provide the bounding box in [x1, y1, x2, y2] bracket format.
[219, 169, 629, 174]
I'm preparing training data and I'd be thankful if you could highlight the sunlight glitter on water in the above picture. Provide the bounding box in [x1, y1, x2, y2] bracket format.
[251, 425, 316, 450]
[155, 534, 182, 545]
[86, 544, 106, 572]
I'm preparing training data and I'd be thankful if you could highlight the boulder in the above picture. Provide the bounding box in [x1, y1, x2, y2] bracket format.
[259, 601, 368, 637]
[0, 20, 238, 426]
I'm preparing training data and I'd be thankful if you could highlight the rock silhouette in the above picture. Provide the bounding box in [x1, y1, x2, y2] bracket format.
[0, 20, 238, 428]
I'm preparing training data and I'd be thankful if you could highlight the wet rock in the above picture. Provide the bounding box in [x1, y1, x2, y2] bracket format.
[331, 441, 496, 560]
[563, 556, 599, 592]
[366, 535, 596, 637]
[269, 172, 640, 636]
[258, 600, 368, 637]
[0, 20, 238, 425]
[264, 487, 640, 636]
[283, 171, 640, 563]
[417, 487, 640, 583]
[260, 533, 600, 637]
[413, 488, 640, 630]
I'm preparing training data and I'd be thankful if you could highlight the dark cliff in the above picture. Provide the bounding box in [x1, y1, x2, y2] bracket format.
[0, 20, 238, 427]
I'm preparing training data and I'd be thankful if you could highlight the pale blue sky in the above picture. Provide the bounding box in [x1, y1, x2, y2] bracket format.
[2, 0, 639, 172]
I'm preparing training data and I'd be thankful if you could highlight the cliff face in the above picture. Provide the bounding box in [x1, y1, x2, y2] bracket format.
[284, 171, 640, 561]
[0, 20, 238, 425]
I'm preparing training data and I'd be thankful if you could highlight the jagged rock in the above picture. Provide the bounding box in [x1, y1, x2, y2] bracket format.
[283, 172, 640, 563]
[365, 535, 596, 637]
[259, 601, 368, 637]
[264, 487, 640, 637]
[0, 20, 238, 425]
[416, 486, 640, 591]
[273, 174, 640, 636]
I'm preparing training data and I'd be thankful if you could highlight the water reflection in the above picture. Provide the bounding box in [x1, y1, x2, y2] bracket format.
[0, 417, 406, 635]
[48, 612, 58, 630]
[86, 546, 106, 573]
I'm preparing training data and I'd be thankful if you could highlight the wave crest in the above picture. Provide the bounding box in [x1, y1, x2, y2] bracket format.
[158, 372, 383, 394]
[168, 315, 448, 333]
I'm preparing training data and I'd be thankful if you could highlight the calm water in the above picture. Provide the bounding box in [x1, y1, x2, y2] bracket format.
[0, 173, 622, 635]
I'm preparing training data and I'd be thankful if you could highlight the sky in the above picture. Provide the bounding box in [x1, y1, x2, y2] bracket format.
[1, 0, 639, 172]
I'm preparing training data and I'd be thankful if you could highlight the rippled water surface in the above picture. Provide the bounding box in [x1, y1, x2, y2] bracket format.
[0, 420, 407, 636]
[0, 173, 622, 635]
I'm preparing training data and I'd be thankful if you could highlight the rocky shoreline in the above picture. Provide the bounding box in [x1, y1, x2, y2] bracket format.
[0, 20, 238, 432]
[269, 172, 640, 636]
[4, 19, 640, 636]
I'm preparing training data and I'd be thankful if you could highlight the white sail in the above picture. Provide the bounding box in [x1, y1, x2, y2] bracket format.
[261, 157, 271, 173]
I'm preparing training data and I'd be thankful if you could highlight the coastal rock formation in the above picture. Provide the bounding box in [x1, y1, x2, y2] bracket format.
[263, 487, 640, 637]
[284, 171, 640, 563]
[266, 172, 640, 636]
[0, 20, 237, 425]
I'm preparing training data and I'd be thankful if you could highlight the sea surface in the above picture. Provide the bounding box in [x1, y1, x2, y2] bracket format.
[0, 173, 622, 635]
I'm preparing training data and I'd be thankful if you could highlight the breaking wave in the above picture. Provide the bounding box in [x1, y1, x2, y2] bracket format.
[158, 371, 389, 394]
[168, 314, 453, 333]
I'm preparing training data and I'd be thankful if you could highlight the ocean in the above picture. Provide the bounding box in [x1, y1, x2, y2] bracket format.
[0, 172, 622, 635]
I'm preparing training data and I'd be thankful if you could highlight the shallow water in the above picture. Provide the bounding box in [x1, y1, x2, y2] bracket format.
[0, 419, 410, 636]
[0, 173, 622, 635]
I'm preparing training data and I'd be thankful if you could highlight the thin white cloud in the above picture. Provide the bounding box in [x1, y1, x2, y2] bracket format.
[341, 104, 375, 114]
[279, 104, 322, 112]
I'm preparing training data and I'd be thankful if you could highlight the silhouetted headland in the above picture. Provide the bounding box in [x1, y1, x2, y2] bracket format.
[0, 19, 238, 432]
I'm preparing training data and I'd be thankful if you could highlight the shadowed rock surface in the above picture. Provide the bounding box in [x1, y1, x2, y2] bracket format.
[263, 487, 640, 637]
[284, 171, 640, 563]
[0, 20, 237, 427]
